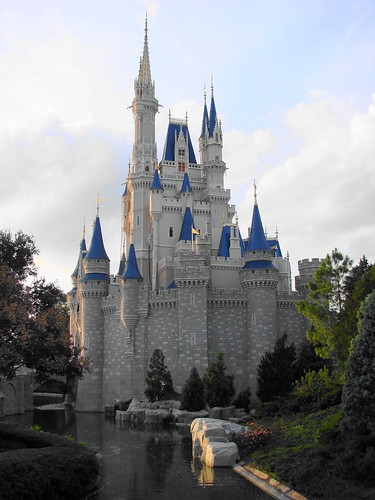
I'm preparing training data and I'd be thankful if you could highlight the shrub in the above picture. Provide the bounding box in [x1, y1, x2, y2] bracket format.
[292, 366, 344, 413]
[234, 387, 251, 413]
[202, 352, 235, 407]
[342, 292, 375, 453]
[232, 422, 272, 457]
[256, 333, 298, 402]
[180, 366, 206, 411]
[145, 348, 174, 402]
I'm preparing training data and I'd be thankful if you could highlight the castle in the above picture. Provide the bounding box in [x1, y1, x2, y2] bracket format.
[67, 20, 321, 412]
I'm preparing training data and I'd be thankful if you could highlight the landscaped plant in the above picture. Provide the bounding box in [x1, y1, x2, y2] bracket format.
[256, 333, 298, 402]
[180, 366, 206, 411]
[234, 387, 251, 413]
[145, 348, 174, 402]
[342, 292, 375, 456]
[202, 352, 235, 407]
[232, 422, 271, 457]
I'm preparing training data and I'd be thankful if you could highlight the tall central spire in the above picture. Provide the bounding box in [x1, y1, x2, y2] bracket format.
[138, 15, 152, 85]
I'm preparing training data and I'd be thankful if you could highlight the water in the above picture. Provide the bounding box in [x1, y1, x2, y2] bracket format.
[5, 409, 268, 500]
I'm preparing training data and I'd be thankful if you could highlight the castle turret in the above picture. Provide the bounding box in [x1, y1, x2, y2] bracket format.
[150, 169, 163, 290]
[240, 186, 279, 397]
[75, 213, 110, 412]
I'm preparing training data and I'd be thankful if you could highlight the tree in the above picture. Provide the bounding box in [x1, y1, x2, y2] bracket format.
[145, 349, 174, 402]
[342, 292, 375, 452]
[180, 366, 206, 411]
[296, 248, 352, 370]
[202, 352, 235, 407]
[0, 230, 89, 392]
[256, 333, 298, 402]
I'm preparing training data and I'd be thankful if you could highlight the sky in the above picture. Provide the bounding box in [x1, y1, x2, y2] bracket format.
[1, 0, 375, 292]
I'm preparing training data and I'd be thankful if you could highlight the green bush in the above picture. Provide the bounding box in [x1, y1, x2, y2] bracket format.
[202, 352, 235, 407]
[0, 422, 99, 499]
[342, 292, 375, 454]
[145, 348, 174, 402]
[234, 387, 251, 413]
[232, 422, 272, 457]
[180, 366, 206, 411]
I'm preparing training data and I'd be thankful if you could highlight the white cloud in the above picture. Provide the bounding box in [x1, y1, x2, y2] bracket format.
[237, 93, 375, 283]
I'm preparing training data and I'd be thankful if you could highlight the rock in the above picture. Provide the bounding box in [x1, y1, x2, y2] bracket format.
[201, 441, 239, 467]
[172, 409, 209, 424]
[229, 417, 243, 424]
[144, 409, 171, 424]
[209, 406, 235, 420]
[115, 410, 130, 421]
[127, 398, 142, 411]
[250, 408, 256, 417]
[130, 409, 146, 422]
[209, 407, 221, 419]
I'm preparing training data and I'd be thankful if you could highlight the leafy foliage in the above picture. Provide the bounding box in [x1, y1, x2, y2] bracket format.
[202, 352, 235, 407]
[234, 387, 251, 413]
[0, 230, 89, 391]
[180, 366, 206, 411]
[342, 292, 375, 453]
[145, 349, 174, 402]
[256, 333, 298, 402]
[296, 248, 352, 370]
[232, 422, 271, 457]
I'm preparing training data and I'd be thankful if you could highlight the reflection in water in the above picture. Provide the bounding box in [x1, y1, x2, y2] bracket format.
[4, 411, 268, 500]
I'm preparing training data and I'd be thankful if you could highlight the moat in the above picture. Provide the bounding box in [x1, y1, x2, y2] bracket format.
[6, 408, 268, 499]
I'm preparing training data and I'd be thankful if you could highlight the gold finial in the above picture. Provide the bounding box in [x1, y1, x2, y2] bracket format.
[185, 111, 188, 125]
[97, 193, 102, 216]
[203, 84, 207, 103]
[82, 220, 86, 239]
[211, 73, 214, 95]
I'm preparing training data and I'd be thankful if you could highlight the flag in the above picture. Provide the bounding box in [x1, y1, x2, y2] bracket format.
[192, 227, 200, 235]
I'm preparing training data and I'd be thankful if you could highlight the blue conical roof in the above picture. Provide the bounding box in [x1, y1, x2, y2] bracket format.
[179, 207, 196, 241]
[208, 94, 217, 137]
[162, 122, 197, 164]
[150, 169, 163, 191]
[200, 102, 209, 138]
[85, 216, 109, 260]
[180, 172, 192, 193]
[71, 238, 87, 278]
[218, 226, 231, 258]
[117, 253, 126, 276]
[246, 203, 269, 252]
[123, 244, 142, 280]
[122, 183, 128, 196]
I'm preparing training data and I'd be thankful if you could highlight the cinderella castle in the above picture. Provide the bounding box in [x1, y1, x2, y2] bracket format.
[67, 20, 321, 411]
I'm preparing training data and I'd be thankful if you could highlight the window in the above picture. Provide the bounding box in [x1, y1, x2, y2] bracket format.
[145, 165, 149, 172]
[169, 227, 174, 238]
[178, 162, 186, 172]
[137, 216, 140, 226]
[191, 332, 196, 345]
[178, 149, 185, 157]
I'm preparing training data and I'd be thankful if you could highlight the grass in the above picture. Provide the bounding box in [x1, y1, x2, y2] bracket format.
[243, 405, 375, 499]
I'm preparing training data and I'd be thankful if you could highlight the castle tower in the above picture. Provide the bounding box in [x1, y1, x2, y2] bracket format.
[149, 169, 163, 290]
[127, 17, 159, 280]
[75, 213, 110, 412]
[240, 187, 279, 397]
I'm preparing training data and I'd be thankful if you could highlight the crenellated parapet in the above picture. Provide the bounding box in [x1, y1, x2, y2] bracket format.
[295, 258, 322, 295]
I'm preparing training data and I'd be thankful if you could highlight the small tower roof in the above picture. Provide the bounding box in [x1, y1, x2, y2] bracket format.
[85, 216, 109, 260]
[180, 172, 192, 193]
[150, 169, 163, 191]
[267, 239, 283, 258]
[179, 207, 196, 241]
[208, 86, 217, 137]
[200, 93, 209, 138]
[122, 183, 128, 196]
[117, 252, 126, 276]
[162, 121, 197, 164]
[217, 225, 245, 258]
[71, 237, 87, 278]
[246, 203, 269, 252]
[138, 15, 152, 85]
[123, 244, 142, 280]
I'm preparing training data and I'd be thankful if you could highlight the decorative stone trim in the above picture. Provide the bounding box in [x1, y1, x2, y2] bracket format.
[241, 281, 278, 289]
[277, 301, 297, 310]
[102, 305, 116, 315]
[175, 279, 209, 288]
[81, 291, 108, 298]
[149, 301, 177, 310]
[208, 299, 247, 308]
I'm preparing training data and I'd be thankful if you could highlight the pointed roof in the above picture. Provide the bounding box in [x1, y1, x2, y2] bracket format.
[122, 183, 128, 196]
[150, 169, 163, 191]
[71, 236, 87, 278]
[179, 207, 196, 241]
[208, 89, 217, 137]
[267, 239, 283, 258]
[138, 16, 152, 85]
[162, 121, 197, 164]
[217, 225, 245, 258]
[117, 253, 126, 276]
[123, 244, 142, 280]
[85, 216, 109, 260]
[180, 172, 192, 193]
[167, 281, 177, 289]
[245, 203, 269, 252]
[200, 95, 209, 138]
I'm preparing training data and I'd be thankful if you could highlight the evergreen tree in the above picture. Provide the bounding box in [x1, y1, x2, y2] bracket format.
[180, 366, 206, 411]
[145, 348, 174, 402]
[202, 352, 235, 407]
[256, 333, 297, 402]
[296, 248, 352, 370]
[342, 292, 375, 451]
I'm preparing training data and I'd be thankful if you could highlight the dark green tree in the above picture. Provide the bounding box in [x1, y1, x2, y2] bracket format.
[256, 333, 297, 402]
[342, 292, 375, 452]
[145, 348, 174, 402]
[296, 248, 352, 370]
[180, 366, 206, 411]
[202, 352, 235, 407]
[0, 230, 89, 392]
